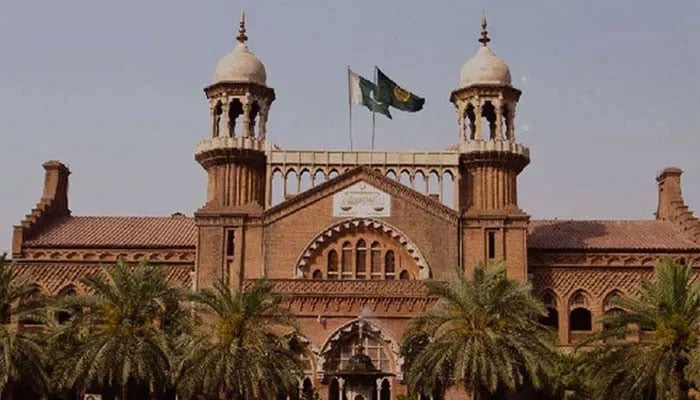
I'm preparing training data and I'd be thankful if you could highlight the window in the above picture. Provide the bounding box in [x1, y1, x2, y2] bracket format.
[487, 230, 496, 259]
[356, 239, 367, 279]
[327, 250, 338, 280]
[225, 229, 235, 257]
[570, 308, 592, 331]
[371, 242, 382, 280]
[341, 242, 353, 279]
[312, 269, 323, 280]
[399, 270, 409, 280]
[385, 251, 395, 280]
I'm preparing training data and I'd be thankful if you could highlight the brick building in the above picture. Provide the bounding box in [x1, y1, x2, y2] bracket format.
[10, 15, 700, 400]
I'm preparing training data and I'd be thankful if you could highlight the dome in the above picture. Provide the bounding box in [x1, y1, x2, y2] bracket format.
[458, 16, 512, 87]
[211, 12, 267, 86]
[459, 45, 511, 87]
[212, 43, 267, 85]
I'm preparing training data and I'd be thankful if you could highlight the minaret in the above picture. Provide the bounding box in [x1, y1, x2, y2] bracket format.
[194, 12, 273, 289]
[451, 16, 531, 281]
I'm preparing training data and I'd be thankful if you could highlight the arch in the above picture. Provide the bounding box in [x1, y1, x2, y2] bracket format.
[228, 98, 244, 136]
[271, 169, 285, 205]
[541, 290, 558, 308]
[603, 289, 625, 312]
[568, 289, 591, 309]
[385, 251, 396, 279]
[249, 101, 260, 136]
[341, 241, 353, 279]
[299, 169, 312, 193]
[312, 269, 323, 280]
[399, 270, 410, 280]
[301, 377, 313, 400]
[313, 169, 326, 186]
[441, 170, 455, 208]
[285, 169, 299, 197]
[328, 169, 339, 179]
[385, 169, 397, 181]
[356, 239, 367, 279]
[56, 284, 79, 325]
[427, 170, 440, 197]
[399, 170, 412, 188]
[319, 318, 401, 375]
[380, 379, 390, 400]
[295, 218, 431, 279]
[370, 242, 382, 280]
[329, 378, 340, 400]
[414, 170, 427, 194]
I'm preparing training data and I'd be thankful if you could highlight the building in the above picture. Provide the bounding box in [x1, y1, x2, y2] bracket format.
[10, 14, 700, 400]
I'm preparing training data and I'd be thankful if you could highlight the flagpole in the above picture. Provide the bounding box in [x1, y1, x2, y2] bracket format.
[347, 66, 354, 150]
[371, 66, 377, 150]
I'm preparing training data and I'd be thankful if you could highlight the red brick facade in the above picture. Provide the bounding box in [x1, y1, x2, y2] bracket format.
[10, 17, 700, 400]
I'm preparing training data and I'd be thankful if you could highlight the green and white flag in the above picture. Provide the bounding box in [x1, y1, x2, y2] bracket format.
[348, 69, 392, 119]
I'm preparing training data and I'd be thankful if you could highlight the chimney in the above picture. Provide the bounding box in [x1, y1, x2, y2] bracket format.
[656, 167, 683, 221]
[41, 160, 70, 215]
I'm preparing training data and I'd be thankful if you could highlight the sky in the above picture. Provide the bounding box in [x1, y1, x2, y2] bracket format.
[1, 0, 699, 253]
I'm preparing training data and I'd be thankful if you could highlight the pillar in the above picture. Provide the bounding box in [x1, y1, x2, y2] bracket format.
[473, 100, 483, 140]
[242, 95, 252, 137]
[494, 99, 504, 140]
[221, 101, 231, 138]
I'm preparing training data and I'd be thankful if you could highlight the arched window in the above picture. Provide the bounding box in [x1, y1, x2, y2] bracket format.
[327, 250, 338, 280]
[341, 241, 352, 280]
[56, 286, 78, 325]
[329, 378, 340, 400]
[380, 379, 390, 400]
[371, 242, 382, 280]
[399, 270, 410, 280]
[312, 269, 323, 280]
[569, 308, 592, 332]
[542, 308, 559, 329]
[301, 377, 313, 400]
[356, 239, 367, 279]
[385, 251, 395, 280]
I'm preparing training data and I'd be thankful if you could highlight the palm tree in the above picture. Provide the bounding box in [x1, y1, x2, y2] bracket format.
[402, 262, 557, 399]
[579, 257, 700, 400]
[50, 260, 189, 399]
[0, 253, 50, 399]
[178, 279, 304, 400]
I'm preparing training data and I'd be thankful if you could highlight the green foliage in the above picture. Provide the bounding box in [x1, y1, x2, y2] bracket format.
[578, 257, 700, 400]
[0, 253, 49, 397]
[49, 260, 189, 397]
[177, 279, 304, 399]
[402, 262, 557, 398]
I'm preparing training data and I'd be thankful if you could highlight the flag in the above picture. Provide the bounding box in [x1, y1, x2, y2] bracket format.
[348, 69, 392, 119]
[375, 68, 425, 112]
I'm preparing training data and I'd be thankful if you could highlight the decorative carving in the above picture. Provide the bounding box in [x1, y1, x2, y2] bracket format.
[22, 248, 195, 263]
[528, 252, 699, 268]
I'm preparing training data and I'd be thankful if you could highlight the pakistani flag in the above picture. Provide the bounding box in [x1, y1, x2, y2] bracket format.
[348, 69, 392, 119]
[376, 68, 425, 112]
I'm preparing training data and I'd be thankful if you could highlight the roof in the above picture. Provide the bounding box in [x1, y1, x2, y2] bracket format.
[14, 263, 192, 294]
[528, 220, 700, 251]
[24, 216, 197, 248]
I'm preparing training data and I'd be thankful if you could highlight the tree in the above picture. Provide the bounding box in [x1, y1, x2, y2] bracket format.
[178, 279, 304, 400]
[402, 262, 557, 399]
[50, 260, 188, 399]
[0, 254, 49, 399]
[579, 257, 700, 400]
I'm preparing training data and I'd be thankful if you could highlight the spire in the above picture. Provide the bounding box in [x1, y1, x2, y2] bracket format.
[479, 13, 490, 46]
[236, 10, 248, 44]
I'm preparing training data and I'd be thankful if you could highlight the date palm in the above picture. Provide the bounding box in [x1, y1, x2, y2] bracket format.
[50, 260, 188, 399]
[402, 262, 557, 399]
[178, 279, 303, 400]
[579, 257, 700, 400]
[0, 254, 49, 399]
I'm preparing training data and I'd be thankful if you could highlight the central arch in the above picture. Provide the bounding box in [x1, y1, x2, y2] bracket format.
[295, 218, 431, 280]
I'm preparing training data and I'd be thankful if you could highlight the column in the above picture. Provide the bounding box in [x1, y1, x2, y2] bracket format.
[242, 94, 252, 137]
[376, 378, 383, 400]
[220, 101, 231, 138]
[456, 103, 466, 142]
[473, 100, 483, 140]
[494, 99, 504, 140]
[258, 104, 269, 140]
[338, 378, 345, 400]
[210, 103, 220, 138]
[507, 102, 516, 140]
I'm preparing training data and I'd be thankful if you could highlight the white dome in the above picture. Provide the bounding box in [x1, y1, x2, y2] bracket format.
[459, 45, 512, 87]
[212, 42, 267, 85]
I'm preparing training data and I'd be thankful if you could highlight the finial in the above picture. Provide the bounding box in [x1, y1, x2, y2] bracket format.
[479, 13, 490, 46]
[236, 10, 248, 44]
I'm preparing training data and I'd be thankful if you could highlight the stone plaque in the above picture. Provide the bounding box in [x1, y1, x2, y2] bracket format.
[333, 182, 391, 218]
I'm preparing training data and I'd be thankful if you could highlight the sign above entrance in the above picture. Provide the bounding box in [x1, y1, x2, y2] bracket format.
[333, 182, 391, 218]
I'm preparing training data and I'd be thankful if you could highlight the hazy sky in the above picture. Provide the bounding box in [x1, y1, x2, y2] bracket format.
[1, 0, 699, 253]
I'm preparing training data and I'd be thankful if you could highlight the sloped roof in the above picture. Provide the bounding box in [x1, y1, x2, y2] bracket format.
[24, 216, 197, 248]
[528, 220, 700, 251]
[14, 262, 192, 294]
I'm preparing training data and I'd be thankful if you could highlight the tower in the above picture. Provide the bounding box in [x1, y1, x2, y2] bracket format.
[451, 17, 531, 281]
[194, 12, 273, 289]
